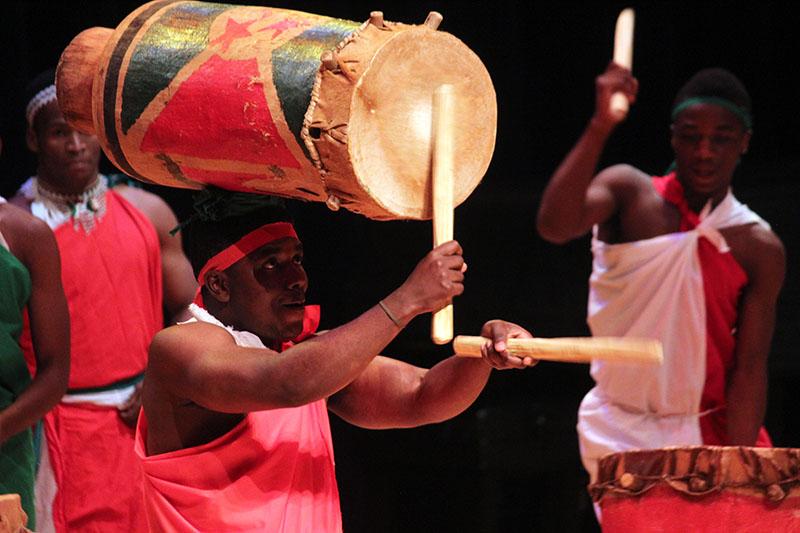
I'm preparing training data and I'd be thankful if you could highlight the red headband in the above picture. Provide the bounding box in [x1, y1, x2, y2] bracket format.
[197, 222, 298, 284]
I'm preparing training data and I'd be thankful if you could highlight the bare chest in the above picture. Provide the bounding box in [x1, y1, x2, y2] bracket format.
[599, 194, 757, 280]
[144, 389, 244, 455]
[598, 193, 681, 244]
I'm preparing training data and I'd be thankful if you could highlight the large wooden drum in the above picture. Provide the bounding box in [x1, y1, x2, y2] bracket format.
[0, 494, 27, 533]
[56, 1, 496, 220]
[590, 446, 800, 532]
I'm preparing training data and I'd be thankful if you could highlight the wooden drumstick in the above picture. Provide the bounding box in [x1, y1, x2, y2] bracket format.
[453, 335, 663, 364]
[610, 8, 635, 119]
[431, 84, 456, 345]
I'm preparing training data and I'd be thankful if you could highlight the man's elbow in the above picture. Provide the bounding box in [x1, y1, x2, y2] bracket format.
[536, 214, 577, 244]
[34, 354, 70, 408]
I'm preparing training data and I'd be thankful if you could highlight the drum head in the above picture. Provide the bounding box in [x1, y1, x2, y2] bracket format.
[349, 27, 496, 219]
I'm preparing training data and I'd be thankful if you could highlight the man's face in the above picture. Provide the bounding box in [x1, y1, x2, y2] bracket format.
[28, 101, 101, 192]
[225, 236, 308, 344]
[671, 103, 751, 198]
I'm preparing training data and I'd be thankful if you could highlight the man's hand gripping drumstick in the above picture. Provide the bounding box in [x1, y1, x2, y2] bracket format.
[475, 321, 538, 369]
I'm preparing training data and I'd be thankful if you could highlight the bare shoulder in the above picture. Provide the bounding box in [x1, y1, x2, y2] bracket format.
[0, 202, 56, 263]
[730, 223, 784, 258]
[113, 183, 168, 211]
[595, 163, 651, 189]
[6, 191, 32, 212]
[0, 201, 47, 233]
[149, 321, 233, 374]
[750, 223, 784, 250]
[594, 163, 655, 206]
[727, 223, 786, 286]
[592, 165, 666, 242]
[113, 184, 178, 234]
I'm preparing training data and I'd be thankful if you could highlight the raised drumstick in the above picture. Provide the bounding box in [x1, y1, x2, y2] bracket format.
[610, 8, 635, 119]
[453, 335, 663, 364]
[431, 84, 456, 345]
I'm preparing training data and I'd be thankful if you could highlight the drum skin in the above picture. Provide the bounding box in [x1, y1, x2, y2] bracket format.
[0, 494, 27, 533]
[591, 446, 800, 533]
[56, 1, 496, 220]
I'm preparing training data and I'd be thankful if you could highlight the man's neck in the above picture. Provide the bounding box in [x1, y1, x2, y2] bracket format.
[36, 172, 99, 197]
[683, 188, 727, 214]
[202, 300, 282, 348]
[673, 173, 728, 214]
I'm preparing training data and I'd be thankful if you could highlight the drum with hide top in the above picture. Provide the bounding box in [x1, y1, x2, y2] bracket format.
[55, 1, 496, 220]
[590, 446, 800, 532]
[0, 494, 27, 533]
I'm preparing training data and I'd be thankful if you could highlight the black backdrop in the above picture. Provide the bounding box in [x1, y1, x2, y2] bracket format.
[2, 2, 799, 531]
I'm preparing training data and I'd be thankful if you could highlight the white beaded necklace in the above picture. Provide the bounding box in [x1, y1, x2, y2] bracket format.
[33, 176, 108, 233]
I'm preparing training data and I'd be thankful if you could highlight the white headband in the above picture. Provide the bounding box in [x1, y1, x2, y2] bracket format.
[26, 84, 57, 127]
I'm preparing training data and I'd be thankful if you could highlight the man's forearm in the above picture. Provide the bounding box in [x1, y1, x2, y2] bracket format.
[411, 356, 491, 425]
[537, 118, 614, 242]
[0, 366, 67, 444]
[725, 365, 767, 445]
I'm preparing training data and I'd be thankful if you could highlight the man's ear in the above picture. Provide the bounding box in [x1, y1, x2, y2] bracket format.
[26, 126, 39, 153]
[741, 129, 752, 155]
[204, 270, 230, 303]
[669, 123, 677, 152]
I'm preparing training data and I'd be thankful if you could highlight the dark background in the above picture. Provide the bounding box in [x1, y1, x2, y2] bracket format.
[2, 2, 798, 531]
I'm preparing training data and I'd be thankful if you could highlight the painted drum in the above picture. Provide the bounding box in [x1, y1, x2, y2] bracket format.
[0, 494, 28, 532]
[56, 1, 497, 220]
[591, 446, 800, 532]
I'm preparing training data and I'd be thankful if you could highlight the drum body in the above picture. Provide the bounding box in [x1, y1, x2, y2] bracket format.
[0, 494, 27, 532]
[56, 1, 496, 220]
[590, 446, 800, 532]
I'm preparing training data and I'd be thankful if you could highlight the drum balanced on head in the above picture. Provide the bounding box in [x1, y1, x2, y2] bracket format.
[56, 1, 497, 220]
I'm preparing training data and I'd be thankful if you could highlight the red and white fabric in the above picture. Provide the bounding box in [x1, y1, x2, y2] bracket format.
[578, 174, 771, 482]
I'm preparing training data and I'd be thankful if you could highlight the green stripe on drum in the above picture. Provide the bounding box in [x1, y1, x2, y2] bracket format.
[271, 19, 360, 153]
[120, 2, 231, 135]
[104, 0, 176, 180]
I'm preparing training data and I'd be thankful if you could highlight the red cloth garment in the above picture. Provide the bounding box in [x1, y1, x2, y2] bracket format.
[652, 174, 771, 447]
[21, 189, 162, 532]
[281, 304, 320, 351]
[136, 306, 342, 533]
[22, 189, 163, 388]
[47, 403, 147, 531]
[136, 404, 341, 533]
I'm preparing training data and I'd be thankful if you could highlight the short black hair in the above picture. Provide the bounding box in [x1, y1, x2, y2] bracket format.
[180, 188, 294, 278]
[672, 68, 751, 118]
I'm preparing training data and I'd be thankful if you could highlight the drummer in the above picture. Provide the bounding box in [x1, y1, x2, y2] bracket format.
[135, 190, 535, 532]
[536, 64, 785, 482]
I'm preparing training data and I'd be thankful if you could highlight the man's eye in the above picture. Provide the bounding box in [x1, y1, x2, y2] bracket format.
[261, 258, 278, 270]
[293, 255, 303, 265]
[678, 133, 701, 143]
[711, 135, 735, 145]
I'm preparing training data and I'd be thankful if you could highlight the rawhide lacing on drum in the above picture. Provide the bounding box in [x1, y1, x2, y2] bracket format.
[302, 15, 399, 217]
[590, 446, 800, 504]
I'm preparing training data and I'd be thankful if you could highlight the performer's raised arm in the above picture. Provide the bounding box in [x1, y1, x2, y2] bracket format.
[146, 237, 468, 415]
[536, 63, 638, 244]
